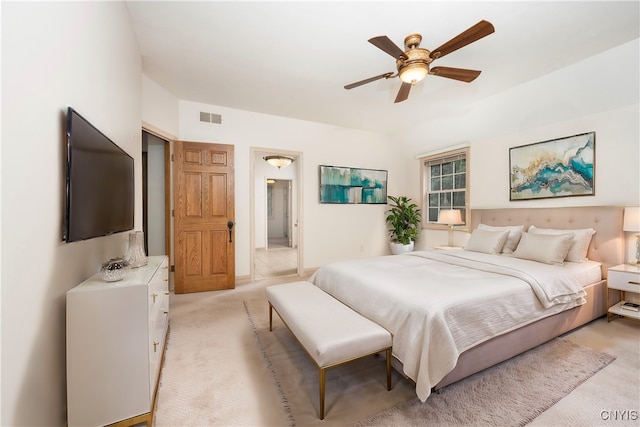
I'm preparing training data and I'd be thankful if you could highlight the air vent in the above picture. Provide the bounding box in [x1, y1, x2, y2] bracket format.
[199, 111, 222, 124]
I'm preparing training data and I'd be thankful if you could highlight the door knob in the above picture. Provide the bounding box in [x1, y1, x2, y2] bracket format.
[227, 221, 234, 243]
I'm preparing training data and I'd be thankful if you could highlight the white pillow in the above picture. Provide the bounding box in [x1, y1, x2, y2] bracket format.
[528, 225, 596, 262]
[512, 232, 573, 265]
[464, 229, 510, 254]
[477, 224, 524, 254]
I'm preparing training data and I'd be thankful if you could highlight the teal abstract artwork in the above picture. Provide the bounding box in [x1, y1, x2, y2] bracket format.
[319, 165, 387, 204]
[510, 132, 595, 201]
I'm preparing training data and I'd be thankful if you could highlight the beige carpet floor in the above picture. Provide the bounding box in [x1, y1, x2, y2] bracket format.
[353, 339, 614, 426]
[155, 278, 640, 426]
[245, 298, 615, 426]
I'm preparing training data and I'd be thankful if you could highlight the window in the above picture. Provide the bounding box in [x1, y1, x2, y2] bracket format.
[420, 147, 470, 229]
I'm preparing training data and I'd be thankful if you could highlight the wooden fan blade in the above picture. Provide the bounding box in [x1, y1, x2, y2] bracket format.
[368, 35, 406, 59]
[430, 20, 495, 60]
[344, 72, 394, 90]
[429, 66, 481, 82]
[394, 82, 412, 103]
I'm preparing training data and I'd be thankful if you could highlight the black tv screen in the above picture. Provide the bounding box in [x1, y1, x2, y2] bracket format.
[64, 107, 134, 242]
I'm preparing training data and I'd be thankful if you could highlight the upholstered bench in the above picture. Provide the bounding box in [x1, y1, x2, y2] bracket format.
[265, 281, 392, 419]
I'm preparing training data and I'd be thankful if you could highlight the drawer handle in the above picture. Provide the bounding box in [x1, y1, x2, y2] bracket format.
[164, 310, 168, 315]
[630, 281, 640, 285]
[153, 341, 159, 352]
[165, 292, 170, 296]
[151, 293, 158, 303]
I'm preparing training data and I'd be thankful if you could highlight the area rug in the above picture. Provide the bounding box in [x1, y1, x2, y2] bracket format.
[244, 298, 616, 427]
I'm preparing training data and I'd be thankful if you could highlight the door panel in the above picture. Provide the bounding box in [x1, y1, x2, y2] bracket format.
[174, 141, 235, 293]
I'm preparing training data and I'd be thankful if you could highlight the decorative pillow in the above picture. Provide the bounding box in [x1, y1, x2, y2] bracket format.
[464, 229, 510, 254]
[477, 224, 524, 254]
[528, 225, 596, 262]
[512, 232, 573, 265]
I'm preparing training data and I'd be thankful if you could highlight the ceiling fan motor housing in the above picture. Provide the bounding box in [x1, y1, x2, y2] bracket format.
[396, 47, 433, 83]
[404, 33, 423, 49]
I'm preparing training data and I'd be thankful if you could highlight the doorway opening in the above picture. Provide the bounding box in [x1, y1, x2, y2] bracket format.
[266, 178, 293, 249]
[142, 130, 170, 257]
[251, 149, 301, 281]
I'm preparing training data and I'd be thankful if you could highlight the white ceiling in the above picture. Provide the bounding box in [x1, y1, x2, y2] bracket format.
[126, 1, 639, 134]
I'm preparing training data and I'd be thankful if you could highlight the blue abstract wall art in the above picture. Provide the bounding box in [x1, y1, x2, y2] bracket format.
[319, 165, 388, 204]
[509, 131, 595, 201]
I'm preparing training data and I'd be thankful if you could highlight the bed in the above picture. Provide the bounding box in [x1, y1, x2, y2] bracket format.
[309, 206, 624, 402]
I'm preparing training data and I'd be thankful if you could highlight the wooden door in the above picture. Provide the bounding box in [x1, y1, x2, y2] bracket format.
[174, 141, 235, 293]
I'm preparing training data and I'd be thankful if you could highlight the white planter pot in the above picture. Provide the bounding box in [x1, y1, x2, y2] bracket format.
[390, 241, 414, 255]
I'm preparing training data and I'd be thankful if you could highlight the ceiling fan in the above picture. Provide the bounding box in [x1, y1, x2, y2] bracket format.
[344, 20, 495, 103]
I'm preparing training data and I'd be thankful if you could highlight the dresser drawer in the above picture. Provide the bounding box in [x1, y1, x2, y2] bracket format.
[148, 258, 169, 319]
[149, 303, 168, 394]
[608, 269, 640, 292]
[148, 257, 169, 397]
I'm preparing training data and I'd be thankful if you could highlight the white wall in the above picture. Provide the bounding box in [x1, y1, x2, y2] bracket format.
[401, 39, 640, 249]
[1, 2, 141, 425]
[178, 100, 408, 274]
[469, 104, 639, 209]
[141, 75, 179, 139]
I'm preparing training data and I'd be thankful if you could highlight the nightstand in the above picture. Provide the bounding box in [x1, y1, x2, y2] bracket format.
[607, 264, 640, 322]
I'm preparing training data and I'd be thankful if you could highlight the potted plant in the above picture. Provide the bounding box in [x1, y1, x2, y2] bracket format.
[385, 195, 422, 255]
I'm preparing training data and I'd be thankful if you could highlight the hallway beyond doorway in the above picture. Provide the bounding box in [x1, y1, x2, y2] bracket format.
[255, 242, 297, 279]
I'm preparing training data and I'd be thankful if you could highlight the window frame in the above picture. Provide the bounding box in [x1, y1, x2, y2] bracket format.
[420, 146, 470, 231]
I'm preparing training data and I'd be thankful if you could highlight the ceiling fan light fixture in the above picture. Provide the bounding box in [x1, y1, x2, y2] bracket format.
[264, 155, 293, 169]
[346, 21, 495, 102]
[399, 63, 428, 84]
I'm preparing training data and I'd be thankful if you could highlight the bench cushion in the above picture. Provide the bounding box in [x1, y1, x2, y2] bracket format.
[266, 281, 392, 367]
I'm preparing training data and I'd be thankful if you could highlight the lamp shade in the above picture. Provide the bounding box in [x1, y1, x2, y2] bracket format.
[264, 155, 293, 169]
[399, 64, 428, 84]
[623, 206, 640, 232]
[437, 209, 464, 225]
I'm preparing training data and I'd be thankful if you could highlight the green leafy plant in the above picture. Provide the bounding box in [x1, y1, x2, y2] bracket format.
[385, 195, 422, 245]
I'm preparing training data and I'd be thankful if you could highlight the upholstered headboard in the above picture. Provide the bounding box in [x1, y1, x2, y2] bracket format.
[471, 206, 625, 277]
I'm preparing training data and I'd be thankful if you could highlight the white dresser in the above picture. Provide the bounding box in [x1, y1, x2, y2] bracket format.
[66, 255, 169, 427]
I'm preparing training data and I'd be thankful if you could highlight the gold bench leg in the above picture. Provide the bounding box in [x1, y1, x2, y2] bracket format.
[386, 348, 392, 391]
[319, 367, 326, 420]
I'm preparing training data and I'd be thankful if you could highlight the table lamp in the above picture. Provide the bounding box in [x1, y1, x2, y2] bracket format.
[437, 209, 464, 247]
[623, 206, 640, 265]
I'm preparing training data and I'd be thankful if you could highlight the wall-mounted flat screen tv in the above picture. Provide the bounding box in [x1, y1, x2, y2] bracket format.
[64, 107, 134, 242]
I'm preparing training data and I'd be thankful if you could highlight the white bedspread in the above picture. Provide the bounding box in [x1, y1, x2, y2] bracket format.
[309, 250, 592, 401]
